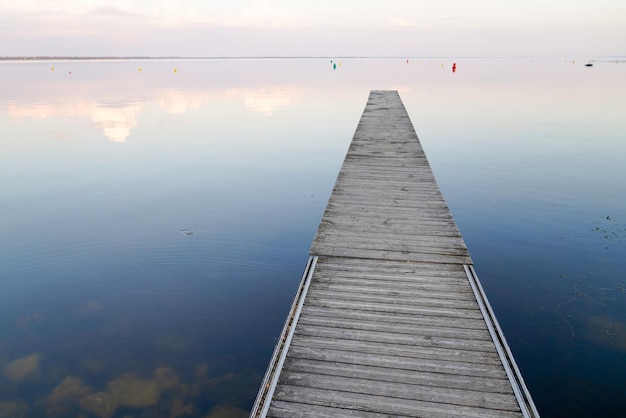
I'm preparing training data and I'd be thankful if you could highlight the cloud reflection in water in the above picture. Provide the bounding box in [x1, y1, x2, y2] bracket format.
[7, 87, 307, 142]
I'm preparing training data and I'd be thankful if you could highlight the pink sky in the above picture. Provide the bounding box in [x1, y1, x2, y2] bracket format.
[1, 1, 625, 57]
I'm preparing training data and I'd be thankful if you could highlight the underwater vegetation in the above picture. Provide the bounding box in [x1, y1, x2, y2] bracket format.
[0, 357, 258, 417]
[0, 299, 261, 418]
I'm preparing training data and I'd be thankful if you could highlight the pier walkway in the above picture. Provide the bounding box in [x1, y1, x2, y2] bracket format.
[250, 91, 539, 417]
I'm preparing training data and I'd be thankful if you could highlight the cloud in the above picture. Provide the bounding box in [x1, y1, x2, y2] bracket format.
[90, 4, 139, 18]
[236, 3, 296, 28]
[388, 18, 416, 29]
[147, 1, 206, 26]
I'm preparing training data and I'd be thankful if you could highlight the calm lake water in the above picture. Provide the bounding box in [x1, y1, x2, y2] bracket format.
[1, 58, 625, 417]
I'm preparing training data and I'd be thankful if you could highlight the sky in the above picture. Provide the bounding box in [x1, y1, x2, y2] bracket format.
[1, 0, 625, 57]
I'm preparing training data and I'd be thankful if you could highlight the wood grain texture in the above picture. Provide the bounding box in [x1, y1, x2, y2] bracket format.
[309, 92, 469, 264]
[256, 91, 523, 417]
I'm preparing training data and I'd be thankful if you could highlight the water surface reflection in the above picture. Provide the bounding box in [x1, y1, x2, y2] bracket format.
[1, 58, 625, 417]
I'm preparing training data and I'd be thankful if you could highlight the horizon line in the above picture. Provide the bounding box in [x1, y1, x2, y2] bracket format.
[2, 55, 624, 61]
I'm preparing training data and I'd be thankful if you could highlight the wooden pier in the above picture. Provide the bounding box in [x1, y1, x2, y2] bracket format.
[250, 91, 539, 417]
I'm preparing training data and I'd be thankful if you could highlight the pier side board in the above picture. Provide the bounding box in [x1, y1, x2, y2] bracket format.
[251, 90, 538, 418]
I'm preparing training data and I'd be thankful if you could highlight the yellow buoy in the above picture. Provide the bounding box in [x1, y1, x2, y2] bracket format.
[173, 68, 178, 74]
[138, 67, 142, 72]
[51, 66, 55, 71]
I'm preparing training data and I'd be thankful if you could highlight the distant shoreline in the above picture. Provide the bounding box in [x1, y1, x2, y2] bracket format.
[1, 56, 625, 62]
[0, 56, 193, 61]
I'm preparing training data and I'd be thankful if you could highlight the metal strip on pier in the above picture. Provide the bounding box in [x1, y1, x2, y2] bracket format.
[251, 256, 318, 417]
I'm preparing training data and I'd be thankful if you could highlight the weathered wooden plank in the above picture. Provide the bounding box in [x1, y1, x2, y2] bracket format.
[284, 357, 514, 394]
[323, 205, 456, 220]
[315, 260, 466, 272]
[311, 274, 471, 287]
[311, 272, 473, 287]
[333, 176, 437, 185]
[303, 298, 484, 320]
[331, 181, 445, 192]
[294, 324, 495, 353]
[318, 227, 460, 241]
[323, 197, 451, 209]
[335, 163, 436, 172]
[315, 222, 464, 237]
[318, 214, 460, 228]
[309, 281, 475, 299]
[300, 305, 487, 330]
[271, 385, 522, 418]
[334, 171, 436, 181]
[311, 237, 465, 254]
[278, 372, 520, 411]
[314, 257, 469, 277]
[288, 336, 503, 367]
[305, 286, 479, 307]
[323, 205, 455, 218]
[296, 314, 493, 341]
[309, 246, 472, 264]
[312, 244, 469, 260]
[267, 400, 392, 418]
[324, 198, 453, 211]
[327, 189, 448, 201]
[312, 264, 472, 280]
[312, 238, 469, 257]
[315, 237, 466, 251]
[306, 288, 480, 310]
[318, 214, 461, 229]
